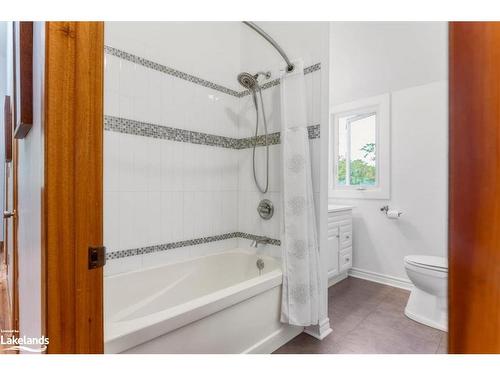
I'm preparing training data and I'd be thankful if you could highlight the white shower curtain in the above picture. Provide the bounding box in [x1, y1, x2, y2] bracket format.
[280, 60, 321, 327]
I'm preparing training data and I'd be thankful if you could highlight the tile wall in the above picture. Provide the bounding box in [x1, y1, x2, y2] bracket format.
[104, 23, 322, 275]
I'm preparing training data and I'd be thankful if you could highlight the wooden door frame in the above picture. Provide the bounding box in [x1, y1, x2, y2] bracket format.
[449, 21, 500, 353]
[43, 21, 104, 354]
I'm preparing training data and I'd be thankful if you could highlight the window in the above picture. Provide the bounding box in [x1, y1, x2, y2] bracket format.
[330, 94, 390, 199]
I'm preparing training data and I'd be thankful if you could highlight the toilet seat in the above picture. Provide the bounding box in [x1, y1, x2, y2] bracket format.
[404, 255, 448, 273]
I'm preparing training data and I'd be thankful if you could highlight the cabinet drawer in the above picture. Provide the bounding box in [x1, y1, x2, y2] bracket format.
[339, 248, 353, 272]
[340, 231, 352, 249]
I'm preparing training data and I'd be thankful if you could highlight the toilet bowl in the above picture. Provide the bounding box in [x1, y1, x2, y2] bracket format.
[404, 255, 448, 331]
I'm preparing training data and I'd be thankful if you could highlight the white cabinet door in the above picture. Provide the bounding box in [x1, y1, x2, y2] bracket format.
[326, 225, 339, 278]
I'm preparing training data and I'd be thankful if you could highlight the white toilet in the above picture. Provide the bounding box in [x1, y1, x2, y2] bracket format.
[404, 255, 448, 331]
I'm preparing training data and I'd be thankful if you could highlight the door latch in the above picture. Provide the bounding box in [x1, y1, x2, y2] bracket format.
[88, 246, 106, 269]
[3, 210, 16, 219]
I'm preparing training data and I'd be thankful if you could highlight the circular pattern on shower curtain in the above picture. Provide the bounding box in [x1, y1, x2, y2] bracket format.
[287, 153, 305, 174]
[287, 196, 306, 216]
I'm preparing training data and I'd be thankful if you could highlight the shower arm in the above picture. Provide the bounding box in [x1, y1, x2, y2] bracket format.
[242, 21, 295, 73]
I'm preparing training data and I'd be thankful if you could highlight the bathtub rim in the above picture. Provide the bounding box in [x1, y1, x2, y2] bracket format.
[104, 249, 283, 354]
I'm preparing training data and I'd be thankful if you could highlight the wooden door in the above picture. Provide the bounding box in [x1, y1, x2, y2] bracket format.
[449, 22, 500, 353]
[43, 22, 104, 353]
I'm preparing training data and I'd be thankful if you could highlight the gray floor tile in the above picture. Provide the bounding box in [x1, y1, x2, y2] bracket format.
[274, 276, 447, 354]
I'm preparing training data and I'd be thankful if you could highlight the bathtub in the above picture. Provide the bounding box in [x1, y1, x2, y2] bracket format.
[104, 249, 303, 353]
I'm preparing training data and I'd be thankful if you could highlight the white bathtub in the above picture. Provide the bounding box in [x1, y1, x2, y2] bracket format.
[104, 249, 303, 353]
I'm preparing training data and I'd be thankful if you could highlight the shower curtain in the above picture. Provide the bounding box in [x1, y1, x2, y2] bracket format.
[280, 60, 321, 327]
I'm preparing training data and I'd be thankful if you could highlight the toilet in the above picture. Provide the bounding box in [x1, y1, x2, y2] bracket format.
[404, 255, 448, 331]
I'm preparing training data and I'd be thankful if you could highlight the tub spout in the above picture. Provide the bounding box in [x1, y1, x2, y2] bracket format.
[250, 236, 272, 248]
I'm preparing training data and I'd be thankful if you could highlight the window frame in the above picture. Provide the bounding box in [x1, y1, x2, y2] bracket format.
[329, 94, 391, 199]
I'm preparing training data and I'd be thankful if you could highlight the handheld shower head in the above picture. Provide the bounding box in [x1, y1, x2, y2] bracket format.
[237, 72, 259, 90]
[237, 71, 271, 91]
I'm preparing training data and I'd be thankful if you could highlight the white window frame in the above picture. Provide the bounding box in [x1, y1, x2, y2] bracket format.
[329, 94, 390, 199]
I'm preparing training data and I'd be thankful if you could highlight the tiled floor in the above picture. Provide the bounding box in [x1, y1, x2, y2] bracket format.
[274, 277, 447, 354]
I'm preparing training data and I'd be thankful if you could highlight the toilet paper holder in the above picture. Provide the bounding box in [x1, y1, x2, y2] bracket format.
[380, 205, 403, 218]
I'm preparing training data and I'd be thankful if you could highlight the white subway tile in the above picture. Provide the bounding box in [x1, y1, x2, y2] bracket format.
[118, 133, 137, 192]
[119, 192, 139, 250]
[132, 192, 149, 248]
[104, 88, 120, 117]
[104, 54, 120, 93]
[104, 191, 120, 252]
[160, 140, 184, 192]
[160, 74, 174, 126]
[141, 248, 190, 269]
[182, 191, 196, 239]
[147, 138, 161, 192]
[160, 191, 183, 244]
[118, 94, 134, 121]
[147, 192, 162, 246]
[104, 255, 142, 277]
[104, 131, 121, 192]
[119, 60, 137, 98]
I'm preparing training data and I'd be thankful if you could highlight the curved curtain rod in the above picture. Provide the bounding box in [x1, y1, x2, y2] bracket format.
[242, 21, 295, 72]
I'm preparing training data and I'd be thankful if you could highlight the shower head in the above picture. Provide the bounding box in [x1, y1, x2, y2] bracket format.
[237, 72, 259, 90]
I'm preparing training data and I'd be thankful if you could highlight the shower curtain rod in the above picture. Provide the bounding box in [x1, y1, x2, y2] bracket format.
[242, 21, 295, 72]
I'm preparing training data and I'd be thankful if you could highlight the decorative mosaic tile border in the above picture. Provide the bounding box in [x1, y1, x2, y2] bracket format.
[106, 232, 281, 260]
[238, 124, 320, 148]
[105, 115, 320, 149]
[105, 45, 241, 97]
[105, 115, 240, 149]
[104, 45, 321, 98]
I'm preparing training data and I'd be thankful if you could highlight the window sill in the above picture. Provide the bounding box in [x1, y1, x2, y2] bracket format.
[329, 188, 390, 200]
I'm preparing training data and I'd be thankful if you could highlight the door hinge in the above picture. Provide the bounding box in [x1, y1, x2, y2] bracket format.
[88, 246, 106, 270]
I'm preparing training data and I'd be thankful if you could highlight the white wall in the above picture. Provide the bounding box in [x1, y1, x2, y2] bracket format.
[329, 22, 448, 282]
[0, 22, 7, 241]
[17, 22, 44, 352]
[1, 21, 14, 320]
[331, 22, 447, 106]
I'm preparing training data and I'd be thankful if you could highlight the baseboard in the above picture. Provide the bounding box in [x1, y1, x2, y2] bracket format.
[243, 325, 304, 354]
[328, 271, 348, 287]
[348, 267, 413, 290]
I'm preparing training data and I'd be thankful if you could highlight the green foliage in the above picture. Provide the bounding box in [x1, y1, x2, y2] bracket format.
[337, 157, 347, 185]
[360, 143, 376, 161]
[337, 142, 376, 186]
[350, 159, 376, 185]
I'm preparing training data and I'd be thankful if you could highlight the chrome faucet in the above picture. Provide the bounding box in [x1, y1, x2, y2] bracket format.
[250, 236, 272, 248]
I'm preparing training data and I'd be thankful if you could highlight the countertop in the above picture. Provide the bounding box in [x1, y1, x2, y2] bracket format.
[328, 204, 354, 213]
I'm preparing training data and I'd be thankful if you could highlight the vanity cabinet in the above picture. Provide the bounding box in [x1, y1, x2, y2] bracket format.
[327, 205, 353, 283]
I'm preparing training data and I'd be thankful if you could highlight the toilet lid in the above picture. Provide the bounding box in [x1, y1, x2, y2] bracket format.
[405, 255, 448, 271]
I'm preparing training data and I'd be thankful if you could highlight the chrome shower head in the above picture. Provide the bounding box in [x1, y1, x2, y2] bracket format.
[237, 72, 259, 90]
